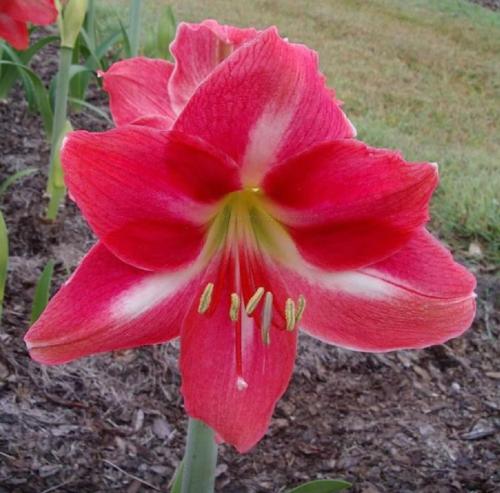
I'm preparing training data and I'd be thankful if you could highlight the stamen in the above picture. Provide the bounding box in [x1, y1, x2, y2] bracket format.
[229, 293, 240, 322]
[285, 298, 296, 331]
[296, 295, 306, 323]
[197, 282, 214, 314]
[245, 287, 265, 315]
[261, 291, 273, 345]
[236, 376, 248, 391]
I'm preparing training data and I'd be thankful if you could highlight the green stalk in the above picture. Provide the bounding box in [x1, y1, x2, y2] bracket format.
[86, 0, 96, 51]
[180, 418, 218, 493]
[46, 46, 72, 220]
[128, 0, 142, 57]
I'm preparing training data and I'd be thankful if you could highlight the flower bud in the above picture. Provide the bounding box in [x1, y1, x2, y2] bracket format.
[57, 0, 88, 48]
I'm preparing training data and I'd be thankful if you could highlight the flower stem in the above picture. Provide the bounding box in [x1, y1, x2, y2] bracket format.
[180, 418, 218, 493]
[46, 45, 72, 220]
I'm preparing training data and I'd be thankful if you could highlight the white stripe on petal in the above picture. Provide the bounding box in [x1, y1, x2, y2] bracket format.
[322, 271, 395, 299]
[111, 265, 197, 320]
[242, 104, 294, 185]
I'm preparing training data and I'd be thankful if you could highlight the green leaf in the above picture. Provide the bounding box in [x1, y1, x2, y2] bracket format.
[128, 0, 142, 57]
[67, 97, 112, 124]
[0, 211, 7, 321]
[84, 0, 97, 52]
[0, 168, 38, 197]
[288, 479, 352, 493]
[157, 5, 177, 59]
[118, 19, 132, 59]
[94, 29, 123, 64]
[30, 260, 55, 324]
[0, 36, 58, 99]
[79, 28, 103, 68]
[68, 63, 94, 81]
[0, 60, 53, 137]
[18, 35, 59, 64]
[169, 461, 184, 493]
[143, 5, 176, 60]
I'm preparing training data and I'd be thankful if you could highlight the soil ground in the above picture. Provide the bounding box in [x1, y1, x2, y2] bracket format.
[471, 0, 499, 10]
[0, 22, 499, 493]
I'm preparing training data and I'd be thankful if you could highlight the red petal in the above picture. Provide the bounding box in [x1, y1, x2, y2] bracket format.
[62, 126, 241, 271]
[280, 229, 476, 351]
[0, 13, 28, 50]
[168, 20, 259, 114]
[101, 57, 176, 128]
[25, 243, 200, 365]
[1, 0, 57, 24]
[180, 255, 297, 452]
[174, 27, 355, 184]
[263, 140, 438, 270]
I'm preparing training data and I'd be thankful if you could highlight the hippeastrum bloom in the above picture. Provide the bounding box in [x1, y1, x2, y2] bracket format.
[0, 0, 57, 50]
[25, 21, 476, 452]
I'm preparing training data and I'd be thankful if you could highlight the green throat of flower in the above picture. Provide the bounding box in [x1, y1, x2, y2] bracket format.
[203, 187, 290, 261]
[195, 187, 306, 391]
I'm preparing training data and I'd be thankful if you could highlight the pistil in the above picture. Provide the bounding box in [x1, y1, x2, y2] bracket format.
[261, 291, 273, 345]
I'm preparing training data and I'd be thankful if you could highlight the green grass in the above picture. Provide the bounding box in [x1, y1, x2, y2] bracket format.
[102, 0, 500, 261]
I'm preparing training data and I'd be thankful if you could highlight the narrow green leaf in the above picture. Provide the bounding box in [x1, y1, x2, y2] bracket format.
[30, 260, 55, 324]
[169, 461, 184, 493]
[0, 211, 7, 321]
[143, 5, 176, 59]
[69, 36, 84, 103]
[0, 42, 37, 110]
[0, 63, 18, 100]
[128, 0, 142, 57]
[18, 35, 60, 64]
[118, 19, 132, 59]
[68, 63, 94, 80]
[79, 28, 103, 68]
[288, 479, 352, 493]
[158, 6, 177, 59]
[95, 29, 123, 63]
[0, 37, 57, 99]
[85, 0, 96, 51]
[0, 168, 38, 197]
[67, 97, 112, 124]
[0, 60, 53, 137]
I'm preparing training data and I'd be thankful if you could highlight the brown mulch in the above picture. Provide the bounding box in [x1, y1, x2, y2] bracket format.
[468, 0, 500, 11]
[0, 38, 499, 493]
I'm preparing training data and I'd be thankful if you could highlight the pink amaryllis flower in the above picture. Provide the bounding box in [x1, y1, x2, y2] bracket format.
[25, 21, 476, 452]
[0, 0, 57, 50]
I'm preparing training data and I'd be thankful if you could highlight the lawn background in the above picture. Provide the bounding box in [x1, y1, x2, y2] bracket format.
[101, 0, 500, 261]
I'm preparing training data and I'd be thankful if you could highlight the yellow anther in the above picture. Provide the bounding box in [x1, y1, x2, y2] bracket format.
[198, 283, 214, 314]
[245, 287, 265, 315]
[250, 187, 260, 193]
[285, 298, 296, 331]
[261, 291, 273, 345]
[229, 293, 240, 322]
[295, 295, 306, 323]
